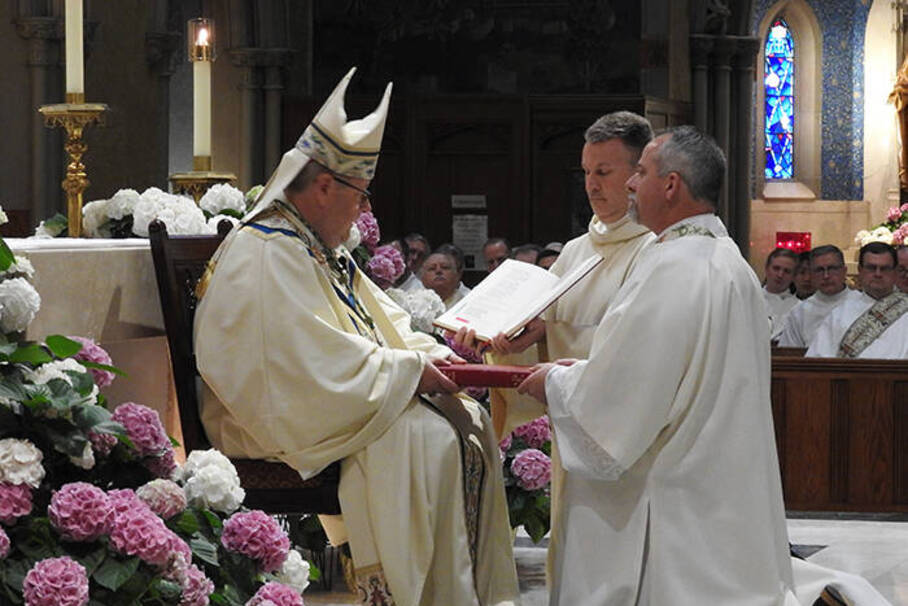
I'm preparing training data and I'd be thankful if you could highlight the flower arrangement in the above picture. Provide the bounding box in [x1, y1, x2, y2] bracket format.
[0, 220, 314, 605]
[345, 211, 406, 289]
[855, 203, 908, 247]
[385, 287, 446, 335]
[0, 211, 40, 336]
[34, 184, 262, 240]
[499, 416, 552, 544]
[366, 245, 406, 289]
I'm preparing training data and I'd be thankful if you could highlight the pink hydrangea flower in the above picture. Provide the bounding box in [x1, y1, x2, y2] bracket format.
[443, 334, 483, 363]
[111, 402, 173, 461]
[893, 223, 908, 245]
[176, 562, 215, 606]
[22, 556, 89, 606]
[888, 206, 903, 223]
[0, 481, 32, 524]
[108, 488, 146, 517]
[246, 581, 303, 606]
[0, 526, 9, 558]
[499, 434, 513, 459]
[67, 336, 115, 388]
[110, 505, 179, 567]
[221, 510, 290, 573]
[137, 479, 187, 519]
[513, 416, 550, 449]
[510, 448, 551, 491]
[366, 245, 405, 287]
[88, 430, 118, 456]
[901, 203, 908, 213]
[48, 482, 112, 542]
[146, 448, 178, 479]
[355, 211, 380, 249]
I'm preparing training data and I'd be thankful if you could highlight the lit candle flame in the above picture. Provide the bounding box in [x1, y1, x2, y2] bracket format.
[196, 27, 209, 46]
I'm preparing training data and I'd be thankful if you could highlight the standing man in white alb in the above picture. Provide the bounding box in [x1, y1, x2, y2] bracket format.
[516, 126, 888, 605]
[807, 242, 908, 358]
[762, 247, 799, 340]
[777, 245, 862, 348]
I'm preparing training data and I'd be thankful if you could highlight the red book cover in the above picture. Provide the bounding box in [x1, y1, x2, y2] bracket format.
[437, 364, 534, 388]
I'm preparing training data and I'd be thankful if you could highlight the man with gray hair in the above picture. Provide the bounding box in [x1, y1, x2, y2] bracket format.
[515, 126, 886, 604]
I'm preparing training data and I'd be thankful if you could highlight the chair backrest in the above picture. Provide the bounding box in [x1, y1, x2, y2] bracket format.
[148, 219, 229, 453]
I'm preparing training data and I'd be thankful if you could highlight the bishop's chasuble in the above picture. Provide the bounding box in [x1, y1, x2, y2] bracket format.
[544, 214, 799, 605]
[194, 199, 519, 606]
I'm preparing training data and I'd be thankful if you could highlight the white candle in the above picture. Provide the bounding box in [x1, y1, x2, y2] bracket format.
[193, 60, 211, 157]
[65, 0, 84, 94]
[192, 27, 211, 158]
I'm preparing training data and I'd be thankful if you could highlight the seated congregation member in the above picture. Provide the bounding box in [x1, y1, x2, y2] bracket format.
[482, 237, 510, 272]
[536, 247, 561, 270]
[777, 245, 862, 348]
[762, 247, 799, 340]
[794, 251, 816, 299]
[389, 238, 424, 292]
[404, 232, 431, 276]
[512, 243, 542, 265]
[898, 245, 908, 293]
[193, 68, 519, 606]
[807, 242, 908, 358]
[421, 244, 470, 309]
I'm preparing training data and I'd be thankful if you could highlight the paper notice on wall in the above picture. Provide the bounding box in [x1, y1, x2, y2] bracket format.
[452, 214, 488, 270]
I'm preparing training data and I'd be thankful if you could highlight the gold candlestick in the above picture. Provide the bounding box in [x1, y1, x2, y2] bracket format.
[38, 101, 108, 237]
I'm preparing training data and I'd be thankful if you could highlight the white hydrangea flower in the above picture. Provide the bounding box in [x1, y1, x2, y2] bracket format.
[387, 287, 446, 334]
[177, 448, 238, 481]
[0, 206, 8, 225]
[183, 464, 245, 514]
[199, 183, 246, 216]
[275, 549, 311, 594]
[0, 277, 40, 333]
[0, 437, 45, 487]
[25, 358, 88, 386]
[132, 187, 172, 236]
[68, 441, 96, 470]
[133, 189, 208, 236]
[106, 188, 141, 220]
[207, 214, 239, 234]
[0, 256, 35, 280]
[344, 223, 362, 251]
[82, 199, 111, 237]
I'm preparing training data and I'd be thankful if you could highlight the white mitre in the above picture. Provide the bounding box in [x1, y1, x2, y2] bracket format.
[248, 67, 393, 216]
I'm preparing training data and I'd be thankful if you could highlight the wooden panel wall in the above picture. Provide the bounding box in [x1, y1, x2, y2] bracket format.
[771, 356, 908, 512]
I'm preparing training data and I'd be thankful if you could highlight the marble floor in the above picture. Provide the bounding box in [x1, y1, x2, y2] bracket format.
[304, 515, 908, 605]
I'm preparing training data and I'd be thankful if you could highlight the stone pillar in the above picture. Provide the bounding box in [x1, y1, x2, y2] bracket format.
[711, 37, 736, 231]
[690, 35, 714, 133]
[145, 31, 182, 185]
[263, 64, 284, 176]
[16, 17, 63, 223]
[732, 37, 761, 259]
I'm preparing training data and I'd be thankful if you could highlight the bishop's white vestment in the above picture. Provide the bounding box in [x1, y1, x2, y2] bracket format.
[806, 291, 908, 358]
[777, 288, 862, 348]
[194, 199, 520, 606]
[544, 214, 798, 605]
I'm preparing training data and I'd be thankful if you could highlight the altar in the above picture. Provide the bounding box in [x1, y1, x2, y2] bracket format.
[7, 237, 183, 453]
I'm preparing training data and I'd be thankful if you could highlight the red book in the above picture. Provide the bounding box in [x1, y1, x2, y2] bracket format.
[437, 364, 534, 388]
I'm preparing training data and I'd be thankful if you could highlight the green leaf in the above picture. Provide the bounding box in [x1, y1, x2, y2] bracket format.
[72, 403, 113, 428]
[171, 510, 200, 535]
[309, 562, 322, 581]
[0, 340, 18, 357]
[92, 555, 141, 591]
[149, 577, 182, 600]
[8, 344, 52, 365]
[0, 238, 14, 272]
[0, 380, 27, 402]
[44, 334, 83, 358]
[80, 360, 128, 377]
[169, 435, 181, 448]
[190, 535, 219, 566]
[42, 213, 68, 237]
[73, 544, 108, 575]
[201, 509, 223, 530]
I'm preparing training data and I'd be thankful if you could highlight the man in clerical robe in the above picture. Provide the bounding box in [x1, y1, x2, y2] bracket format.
[762, 247, 799, 340]
[807, 242, 908, 358]
[519, 126, 800, 604]
[777, 245, 862, 348]
[897, 245, 908, 293]
[193, 68, 519, 606]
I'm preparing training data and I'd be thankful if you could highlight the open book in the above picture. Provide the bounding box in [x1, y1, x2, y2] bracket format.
[433, 256, 603, 342]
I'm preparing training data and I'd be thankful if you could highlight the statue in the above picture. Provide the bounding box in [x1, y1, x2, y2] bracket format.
[888, 53, 908, 199]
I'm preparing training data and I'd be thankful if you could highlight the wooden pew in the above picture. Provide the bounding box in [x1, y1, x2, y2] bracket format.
[770, 350, 908, 512]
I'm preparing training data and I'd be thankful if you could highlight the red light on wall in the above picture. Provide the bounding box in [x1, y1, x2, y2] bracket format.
[775, 231, 811, 253]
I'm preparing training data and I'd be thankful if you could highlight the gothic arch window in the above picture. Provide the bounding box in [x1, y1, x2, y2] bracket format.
[755, 1, 821, 198]
[764, 17, 794, 179]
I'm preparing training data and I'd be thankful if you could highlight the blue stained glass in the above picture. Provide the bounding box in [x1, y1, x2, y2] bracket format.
[764, 17, 794, 179]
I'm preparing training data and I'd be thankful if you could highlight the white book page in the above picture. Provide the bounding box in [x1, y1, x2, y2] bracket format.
[434, 259, 559, 341]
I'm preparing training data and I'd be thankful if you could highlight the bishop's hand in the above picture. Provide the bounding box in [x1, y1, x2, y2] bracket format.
[417, 358, 459, 395]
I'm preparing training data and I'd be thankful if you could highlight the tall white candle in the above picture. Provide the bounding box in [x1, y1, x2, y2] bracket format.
[65, 0, 84, 94]
[193, 60, 211, 157]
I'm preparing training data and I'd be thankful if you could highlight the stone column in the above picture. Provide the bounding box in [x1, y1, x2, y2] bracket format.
[690, 35, 714, 133]
[16, 17, 63, 223]
[732, 37, 760, 259]
[711, 37, 736, 232]
[145, 31, 182, 185]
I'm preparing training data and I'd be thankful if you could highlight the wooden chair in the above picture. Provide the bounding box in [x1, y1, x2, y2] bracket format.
[149, 219, 340, 514]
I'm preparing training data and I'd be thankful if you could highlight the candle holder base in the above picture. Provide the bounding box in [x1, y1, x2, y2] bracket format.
[38, 102, 109, 238]
[169, 171, 237, 202]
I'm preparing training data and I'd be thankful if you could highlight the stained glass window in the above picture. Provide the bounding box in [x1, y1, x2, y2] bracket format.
[765, 17, 794, 179]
